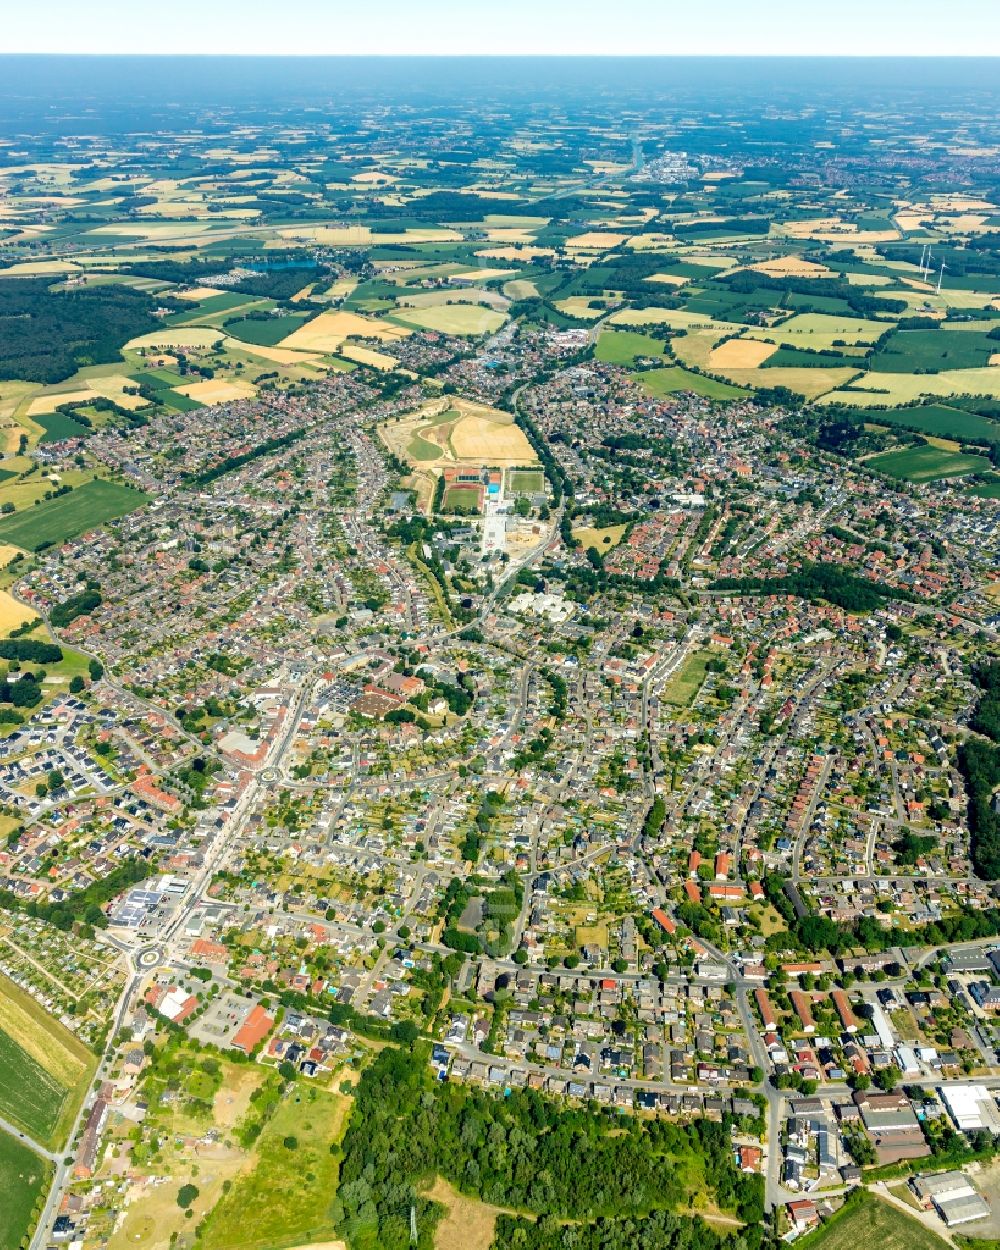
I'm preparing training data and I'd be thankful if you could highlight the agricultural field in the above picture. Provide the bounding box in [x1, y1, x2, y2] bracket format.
[835, 403, 1000, 443]
[595, 330, 667, 365]
[870, 327, 997, 373]
[866, 442, 993, 482]
[225, 313, 310, 346]
[0, 972, 96, 1149]
[390, 303, 506, 336]
[0, 478, 151, 551]
[0, 1129, 50, 1250]
[638, 367, 746, 400]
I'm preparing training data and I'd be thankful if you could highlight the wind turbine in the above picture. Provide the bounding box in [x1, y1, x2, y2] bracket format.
[936, 260, 947, 295]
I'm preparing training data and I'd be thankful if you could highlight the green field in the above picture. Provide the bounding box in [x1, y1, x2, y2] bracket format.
[843, 403, 1000, 444]
[508, 469, 545, 494]
[871, 328, 995, 373]
[866, 442, 993, 482]
[663, 651, 711, 707]
[0, 1130, 50, 1250]
[0, 1027, 72, 1145]
[442, 484, 481, 513]
[224, 314, 310, 347]
[34, 411, 93, 443]
[200, 1083, 348, 1250]
[639, 367, 746, 400]
[799, 1193, 946, 1250]
[968, 476, 1000, 499]
[160, 389, 204, 412]
[0, 478, 151, 550]
[595, 330, 666, 365]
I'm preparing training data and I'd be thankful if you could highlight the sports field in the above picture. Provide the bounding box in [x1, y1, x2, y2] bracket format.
[0, 479, 151, 551]
[0, 1129, 51, 1250]
[0, 973, 96, 1148]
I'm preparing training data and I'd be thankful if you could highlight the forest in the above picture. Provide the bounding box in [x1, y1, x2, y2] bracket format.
[0, 279, 170, 383]
[335, 1043, 763, 1250]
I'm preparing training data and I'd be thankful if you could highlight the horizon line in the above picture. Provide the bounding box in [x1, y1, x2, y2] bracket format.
[2, 51, 999, 59]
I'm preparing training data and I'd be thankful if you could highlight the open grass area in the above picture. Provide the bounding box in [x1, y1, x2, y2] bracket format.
[0, 972, 96, 1148]
[799, 1193, 946, 1250]
[0, 478, 151, 551]
[572, 524, 627, 552]
[871, 327, 996, 373]
[638, 367, 746, 400]
[0, 1129, 51, 1250]
[663, 651, 711, 707]
[866, 442, 993, 482]
[425, 1176, 510, 1250]
[595, 330, 666, 365]
[200, 1082, 350, 1250]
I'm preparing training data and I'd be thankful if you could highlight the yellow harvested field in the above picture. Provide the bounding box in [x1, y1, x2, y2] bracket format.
[0, 589, 38, 633]
[0, 545, 24, 568]
[820, 366, 1000, 405]
[626, 233, 676, 251]
[0, 974, 88, 1086]
[339, 344, 398, 371]
[127, 326, 224, 351]
[554, 297, 608, 320]
[450, 415, 535, 462]
[391, 304, 506, 336]
[565, 231, 628, 250]
[745, 312, 885, 349]
[0, 259, 81, 275]
[715, 365, 860, 401]
[610, 307, 740, 333]
[708, 338, 778, 369]
[747, 256, 834, 279]
[27, 374, 149, 415]
[476, 246, 556, 261]
[991, 354, 1000, 367]
[451, 268, 518, 282]
[277, 225, 461, 245]
[644, 272, 689, 287]
[221, 337, 322, 366]
[322, 277, 358, 300]
[88, 222, 212, 238]
[281, 309, 410, 352]
[176, 378, 257, 404]
[173, 286, 229, 301]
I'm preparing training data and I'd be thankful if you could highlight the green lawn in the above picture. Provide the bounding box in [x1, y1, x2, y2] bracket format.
[0, 479, 151, 550]
[867, 442, 993, 482]
[0, 1129, 50, 1250]
[595, 330, 666, 366]
[442, 484, 481, 514]
[663, 651, 711, 707]
[160, 390, 204, 412]
[639, 367, 746, 400]
[508, 470, 545, 494]
[200, 1083, 348, 1250]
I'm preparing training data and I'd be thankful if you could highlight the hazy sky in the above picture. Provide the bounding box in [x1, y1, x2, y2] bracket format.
[5, 0, 1000, 56]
